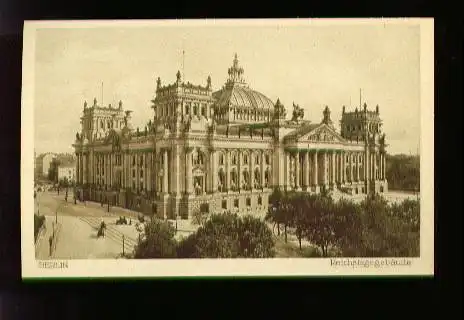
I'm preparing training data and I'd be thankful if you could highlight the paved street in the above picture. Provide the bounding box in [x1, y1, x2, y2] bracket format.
[34, 190, 198, 259]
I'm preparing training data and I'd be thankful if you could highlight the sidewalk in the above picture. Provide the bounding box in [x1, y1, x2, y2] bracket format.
[35, 216, 59, 260]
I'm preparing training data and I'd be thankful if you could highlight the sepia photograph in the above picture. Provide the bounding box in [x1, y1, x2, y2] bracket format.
[21, 19, 434, 278]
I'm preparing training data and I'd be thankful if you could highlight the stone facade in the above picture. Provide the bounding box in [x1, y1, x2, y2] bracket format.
[73, 54, 388, 219]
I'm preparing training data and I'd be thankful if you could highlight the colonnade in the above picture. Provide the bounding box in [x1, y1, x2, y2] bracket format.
[283, 149, 387, 191]
[75, 147, 387, 195]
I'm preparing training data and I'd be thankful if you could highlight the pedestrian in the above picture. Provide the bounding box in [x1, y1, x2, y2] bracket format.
[48, 235, 53, 257]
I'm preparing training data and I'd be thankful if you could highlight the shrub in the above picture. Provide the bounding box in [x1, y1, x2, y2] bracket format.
[133, 218, 178, 259]
[178, 212, 275, 258]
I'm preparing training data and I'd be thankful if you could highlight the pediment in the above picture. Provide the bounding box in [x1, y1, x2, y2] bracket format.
[298, 124, 345, 143]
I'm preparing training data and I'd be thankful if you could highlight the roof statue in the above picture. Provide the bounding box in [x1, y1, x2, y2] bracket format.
[322, 106, 333, 127]
[156, 77, 161, 90]
[273, 98, 286, 120]
[93, 98, 97, 106]
[84, 101, 87, 109]
[119, 100, 123, 109]
[207, 75, 212, 89]
[176, 70, 182, 83]
[376, 105, 379, 114]
[342, 105, 345, 114]
[291, 102, 304, 122]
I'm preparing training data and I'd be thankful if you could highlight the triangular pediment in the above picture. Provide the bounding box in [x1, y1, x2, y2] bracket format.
[295, 124, 345, 143]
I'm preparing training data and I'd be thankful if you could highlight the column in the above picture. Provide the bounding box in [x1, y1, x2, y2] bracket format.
[313, 151, 318, 187]
[331, 151, 335, 186]
[76, 154, 80, 184]
[304, 151, 309, 188]
[338, 152, 342, 184]
[210, 149, 217, 193]
[323, 152, 328, 186]
[349, 152, 354, 183]
[163, 149, 169, 194]
[295, 152, 300, 190]
[83, 153, 87, 184]
[171, 148, 180, 194]
[286, 152, 291, 190]
[260, 151, 265, 188]
[249, 152, 253, 190]
[185, 148, 192, 194]
[226, 150, 230, 191]
[341, 151, 346, 184]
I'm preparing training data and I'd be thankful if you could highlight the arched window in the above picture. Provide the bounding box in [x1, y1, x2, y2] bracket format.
[232, 154, 237, 165]
[100, 120, 104, 129]
[243, 154, 248, 165]
[219, 154, 224, 165]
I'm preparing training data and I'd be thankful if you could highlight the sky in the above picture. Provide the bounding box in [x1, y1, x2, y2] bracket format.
[33, 21, 421, 155]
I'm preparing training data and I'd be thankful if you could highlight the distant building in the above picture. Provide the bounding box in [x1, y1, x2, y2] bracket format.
[58, 159, 76, 184]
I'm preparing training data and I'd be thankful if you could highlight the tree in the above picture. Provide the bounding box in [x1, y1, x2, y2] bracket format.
[302, 194, 339, 257]
[177, 212, 275, 258]
[133, 218, 178, 258]
[289, 193, 309, 250]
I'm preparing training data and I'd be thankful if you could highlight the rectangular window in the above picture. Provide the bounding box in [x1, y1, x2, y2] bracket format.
[132, 170, 135, 178]
[222, 200, 227, 209]
[265, 155, 270, 165]
[246, 198, 251, 207]
[258, 196, 262, 205]
[234, 199, 239, 208]
[140, 170, 143, 178]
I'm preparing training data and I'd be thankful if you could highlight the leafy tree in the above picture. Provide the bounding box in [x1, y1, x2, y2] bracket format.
[133, 218, 178, 258]
[177, 212, 275, 258]
[289, 193, 308, 250]
[302, 194, 339, 257]
[386, 154, 420, 191]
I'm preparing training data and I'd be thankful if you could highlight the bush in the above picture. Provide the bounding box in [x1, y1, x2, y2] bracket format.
[133, 218, 178, 259]
[34, 214, 46, 242]
[177, 212, 275, 258]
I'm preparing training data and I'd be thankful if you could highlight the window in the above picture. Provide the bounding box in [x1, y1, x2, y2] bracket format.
[246, 198, 251, 207]
[232, 155, 237, 165]
[255, 155, 260, 165]
[140, 157, 143, 166]
[193, 105, 198, 116]
[222, 200, 227, 210]
[132, 156, 136, 166]
[234, 199, 239, 208]
[244, 154, 248, 164]
[140, 182, 143, 190]
[132, 170, 135, 178]
[219, 154, 224, 165]
[185, 105, 190, 115]
[265, 155, 270, 165]
[258, 196, 262, 205]
[201, 106, 206, 117]
[140, 170, 143, 178]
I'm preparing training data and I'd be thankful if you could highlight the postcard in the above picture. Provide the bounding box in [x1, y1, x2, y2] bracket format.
[22, 18, 434, 278]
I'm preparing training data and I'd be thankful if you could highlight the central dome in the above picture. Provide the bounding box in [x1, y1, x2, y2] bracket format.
[213, 85, 275, 110]
[213, 54, 275, 110]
